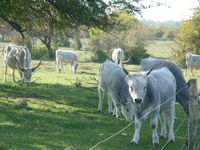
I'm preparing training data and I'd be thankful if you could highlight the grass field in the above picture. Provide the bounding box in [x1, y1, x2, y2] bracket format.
[145, 40, 176, 59]
[0, 41, 200, 150]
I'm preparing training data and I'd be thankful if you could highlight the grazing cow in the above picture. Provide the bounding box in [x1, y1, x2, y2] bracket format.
[3, 45, 42, 83]
[55, 50, 78, 73]
[98, 60, 134, 120]
[112, 48, 125, 67]
[125, 67, 176, 144]
[140, 57, 189, 115]
[185, 53, 200, 76]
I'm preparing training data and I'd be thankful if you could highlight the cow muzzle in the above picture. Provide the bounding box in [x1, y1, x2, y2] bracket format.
[135, 98, 142, 104]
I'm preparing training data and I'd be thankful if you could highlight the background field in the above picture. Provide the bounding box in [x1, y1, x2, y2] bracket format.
[0, 41, 199, 150]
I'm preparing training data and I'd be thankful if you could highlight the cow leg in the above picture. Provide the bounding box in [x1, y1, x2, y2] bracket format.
[151, 111, 159, 145]
[61, 61, 64, 73]
[110, 91, 121, 118]
[190, 65, 194, 76]
[131, 118, 142, 144]
[160, 111, 167, 139]
[56, 57, 61, 72]
[167, 103, 175, 143]
[97, 87, 104, 112]
[3, 62, 7, 82]
[108, 93, 113, 114]
[11, 69, 16, 82]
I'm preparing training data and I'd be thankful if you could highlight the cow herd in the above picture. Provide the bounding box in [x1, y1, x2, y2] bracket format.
[2, 44, 198, 145]
[98, 49, 192, 145]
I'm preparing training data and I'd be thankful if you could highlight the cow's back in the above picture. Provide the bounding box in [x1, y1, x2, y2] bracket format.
[56, 50, 78, 62]
[99, 60, 125, 91]
[4, 45, 26, 69]
[147, 68, 176, 110]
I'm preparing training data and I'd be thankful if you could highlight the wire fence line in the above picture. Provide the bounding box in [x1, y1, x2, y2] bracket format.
[160, 116, 187, 150]
[88, 85, 188, 150]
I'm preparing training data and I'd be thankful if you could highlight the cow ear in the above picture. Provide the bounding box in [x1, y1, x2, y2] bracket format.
[125, 75, 130, 83]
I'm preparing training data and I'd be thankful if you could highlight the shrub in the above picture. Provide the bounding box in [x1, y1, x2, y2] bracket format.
[91, 48, 108, 63]
[31, 47, 51, 60]
[126, 46, 150, 64]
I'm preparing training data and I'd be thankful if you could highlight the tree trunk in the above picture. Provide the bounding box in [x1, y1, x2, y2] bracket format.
[46, 42, 53, 59]
[39, 36, 53, 59]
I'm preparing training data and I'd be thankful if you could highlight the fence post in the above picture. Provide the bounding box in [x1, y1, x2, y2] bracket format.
[188, 78, 200, 150]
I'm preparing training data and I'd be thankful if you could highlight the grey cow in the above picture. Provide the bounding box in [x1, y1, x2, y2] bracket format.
[98, 60, 134, 120]
[125, 67, 176, 144]
[185, 53, 200, 76]
[3, 45, 41, 83]
[140, 57, 189, 115]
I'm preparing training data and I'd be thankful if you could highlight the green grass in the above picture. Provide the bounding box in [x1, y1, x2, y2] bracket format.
[145, 40, 176, 59]
[0, 41, 200, 150]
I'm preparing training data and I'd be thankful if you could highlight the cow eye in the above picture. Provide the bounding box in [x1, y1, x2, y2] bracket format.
[126, 109, 129, 112]
[143, 87, 146, 92]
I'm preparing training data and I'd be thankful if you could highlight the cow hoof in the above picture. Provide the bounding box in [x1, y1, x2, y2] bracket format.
[160, 136, 166, 140]
[97, 110, 101, 113]
[169, 140, 175, 144]
[153, 142, 159, 146]
[131, 141, 138, 145]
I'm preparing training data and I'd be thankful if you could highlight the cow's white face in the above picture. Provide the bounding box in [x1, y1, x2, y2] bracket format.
[126, 75, 147, 104]
[17, 60, 42, 83]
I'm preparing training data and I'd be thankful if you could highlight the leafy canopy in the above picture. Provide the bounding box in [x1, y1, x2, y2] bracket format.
[0, 0, 144, 38]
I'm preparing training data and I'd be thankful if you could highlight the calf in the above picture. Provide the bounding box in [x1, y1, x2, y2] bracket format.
[125, 67, 176, 144]
[3, 45, 41, 83]
[98, 60, 134, 120]
[55, 49, 78, 73]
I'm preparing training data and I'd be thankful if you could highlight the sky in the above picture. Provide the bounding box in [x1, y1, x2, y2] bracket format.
[138, 0, 199, 21]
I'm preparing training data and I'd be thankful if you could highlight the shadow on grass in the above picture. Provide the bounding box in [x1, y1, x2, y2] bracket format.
[0, 82, 136, 150]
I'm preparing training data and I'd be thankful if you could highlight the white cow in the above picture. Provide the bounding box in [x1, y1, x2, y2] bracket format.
[112, 48, 125, 67]
[55, 50, 78, 73]
[125, 67, 176, 144]
[3, 45, 42, 83]
[98, 60, 134, 120]
[185, 53, 200, 76]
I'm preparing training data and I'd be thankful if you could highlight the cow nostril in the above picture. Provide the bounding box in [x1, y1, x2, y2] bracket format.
[135, 98, 142, 104]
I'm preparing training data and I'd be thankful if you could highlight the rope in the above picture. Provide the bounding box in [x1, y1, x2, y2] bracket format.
[88, 85, 188, 150]
[160, 116, 187, 150]
[88, 121, 134, 150]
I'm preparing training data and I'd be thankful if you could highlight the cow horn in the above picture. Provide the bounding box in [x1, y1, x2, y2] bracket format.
[123, 56, 131, 64]
[31, 60, 42, 72]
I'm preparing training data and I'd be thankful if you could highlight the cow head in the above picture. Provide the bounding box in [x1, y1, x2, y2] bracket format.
[125, 68, 152, 105]
[72, 61, 78, 73]
[16, 60, 42, 83]
[120, 98, 134, 121]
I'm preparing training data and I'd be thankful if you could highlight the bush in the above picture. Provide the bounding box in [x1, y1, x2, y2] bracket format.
[31, 47, 50, 60]
[127, 46, 150, 64]
[91, 48, 108, 63]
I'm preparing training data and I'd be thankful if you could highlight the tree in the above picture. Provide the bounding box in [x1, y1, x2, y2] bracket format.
[0, 0, 146, 58]
[172, 3, 200, 66]
[0, 22, 13, 41]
